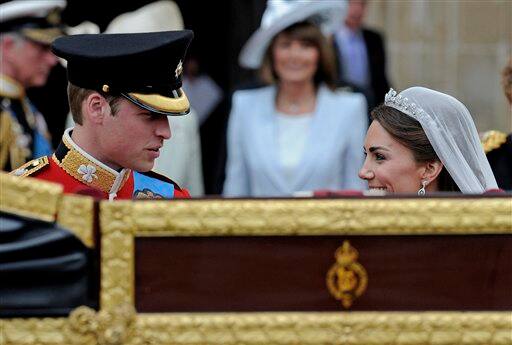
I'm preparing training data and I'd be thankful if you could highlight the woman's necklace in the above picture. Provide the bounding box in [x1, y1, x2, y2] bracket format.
[277, 95, 315, 114]
[284, 100, 301, 113]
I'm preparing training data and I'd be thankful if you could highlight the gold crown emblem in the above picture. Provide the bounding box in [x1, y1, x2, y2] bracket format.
[326, 241, 368, 309]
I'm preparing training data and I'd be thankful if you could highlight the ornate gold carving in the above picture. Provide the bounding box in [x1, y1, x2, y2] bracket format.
[99, 198, 512, 237]
[98, 198, 512, 325]
[1, 173, 95, 247]
[2, 311, 511, 345]
[130, 312, 511, 345]
[1, 305, 135, 345]
[326, 241, 368, 308]
[57, 194, 95, 247]
[96, 198, 512, 345]
[100, 202, 135, 309]
[70, 305, 136, 345]
[0, 172, 62, 222]
[3, 198, 512, 345]
[1, 316, 92, 345]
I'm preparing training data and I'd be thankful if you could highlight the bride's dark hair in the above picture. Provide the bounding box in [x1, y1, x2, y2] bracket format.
[371, 105, 460, 192]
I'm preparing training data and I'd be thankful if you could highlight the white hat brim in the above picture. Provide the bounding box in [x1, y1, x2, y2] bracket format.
[239, 1, 346, 69]
[0, 0, 66, 22]
[105, 0, 184, 34]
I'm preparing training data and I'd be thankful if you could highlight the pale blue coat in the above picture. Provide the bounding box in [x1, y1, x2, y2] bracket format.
[223, 85, 368, 197]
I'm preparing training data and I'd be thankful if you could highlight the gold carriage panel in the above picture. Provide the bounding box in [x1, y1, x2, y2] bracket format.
[94, 197, 511, 345]
[2, 190, 511, 345]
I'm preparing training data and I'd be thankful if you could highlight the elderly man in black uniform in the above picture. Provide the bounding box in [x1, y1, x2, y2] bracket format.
[0, 0, 66, 171]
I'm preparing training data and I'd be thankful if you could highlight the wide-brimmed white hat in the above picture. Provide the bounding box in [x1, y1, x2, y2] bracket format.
[105, 0, 184, 33]
[239, 0, 346, 69]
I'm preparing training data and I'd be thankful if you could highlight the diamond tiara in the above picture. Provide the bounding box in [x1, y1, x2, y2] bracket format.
[384, 88, 427, 121]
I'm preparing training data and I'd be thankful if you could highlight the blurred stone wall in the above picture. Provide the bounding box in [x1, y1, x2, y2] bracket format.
[365, 0, 511, 132]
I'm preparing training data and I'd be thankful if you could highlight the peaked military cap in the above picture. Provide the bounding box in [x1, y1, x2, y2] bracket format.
[52, 30, 194, 116]
[0, 0, 66, 45]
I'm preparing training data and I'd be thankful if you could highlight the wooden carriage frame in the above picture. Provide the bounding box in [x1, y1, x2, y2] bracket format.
[1, 173, 511, 345]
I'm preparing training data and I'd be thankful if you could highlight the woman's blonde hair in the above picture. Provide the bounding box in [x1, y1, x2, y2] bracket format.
[259, 21, 337, 90]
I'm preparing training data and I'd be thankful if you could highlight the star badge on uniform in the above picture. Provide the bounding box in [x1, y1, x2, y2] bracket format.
[134, 188, 165, 199]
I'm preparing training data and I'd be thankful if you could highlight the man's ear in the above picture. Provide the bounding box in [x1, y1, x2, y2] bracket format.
[82, 92, 111, 124]
[421, 160, 444, 184]
[1, 36, 18, 61]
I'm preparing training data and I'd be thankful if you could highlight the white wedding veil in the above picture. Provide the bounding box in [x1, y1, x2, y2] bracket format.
[384, 87, 498, 194]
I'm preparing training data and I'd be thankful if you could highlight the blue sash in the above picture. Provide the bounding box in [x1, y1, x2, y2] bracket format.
[26, 101, 52, 158]
[32, 131, 53, 158]
[132, 171, 175, 199]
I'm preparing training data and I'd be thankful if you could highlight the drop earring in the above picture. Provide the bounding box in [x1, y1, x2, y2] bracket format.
[417, 180, 428, 196]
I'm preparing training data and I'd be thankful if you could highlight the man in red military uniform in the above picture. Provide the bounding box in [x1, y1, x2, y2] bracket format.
[10, 31, 193, 200]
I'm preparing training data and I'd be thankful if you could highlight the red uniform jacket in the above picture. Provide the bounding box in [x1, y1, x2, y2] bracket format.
[11, 131, 190, 200]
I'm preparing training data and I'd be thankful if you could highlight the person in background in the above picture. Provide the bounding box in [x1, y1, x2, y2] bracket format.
[359, 87, 499, 194]
[0, 0, 65, 171]
[11, 30, 194, 200]
[481, 58, 512, 190]
[224, 0, 367, 197]
[333, 0, 390, 108]
[182, 54, 223, 126]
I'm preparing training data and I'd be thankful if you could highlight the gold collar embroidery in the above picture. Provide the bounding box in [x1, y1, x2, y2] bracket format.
[53, 129, 131, 194]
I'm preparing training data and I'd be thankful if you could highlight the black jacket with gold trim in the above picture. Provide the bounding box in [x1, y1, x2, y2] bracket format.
[482, 130, 512, 190]
[0, 74, 53, 171]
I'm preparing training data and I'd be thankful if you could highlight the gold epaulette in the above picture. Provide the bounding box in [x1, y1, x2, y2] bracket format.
[0, 74, 24, 99]
[9, 156, 49, 177]
[0, 110, 13, 168]
[481, 130, 507, 153]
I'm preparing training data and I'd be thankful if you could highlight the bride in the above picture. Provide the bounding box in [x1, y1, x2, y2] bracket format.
[359, 87, 499, 194]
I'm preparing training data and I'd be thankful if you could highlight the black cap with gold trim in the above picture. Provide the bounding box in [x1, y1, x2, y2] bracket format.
[0, 0, 66, 46]
[52, 30, 193, 116]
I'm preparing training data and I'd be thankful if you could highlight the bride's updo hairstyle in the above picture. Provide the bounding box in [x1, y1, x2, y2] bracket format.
[378, 87, 498, 193]
[370, 105, 460, 192]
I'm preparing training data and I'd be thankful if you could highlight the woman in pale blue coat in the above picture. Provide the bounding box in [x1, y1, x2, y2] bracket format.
[223, 1, 367, 197]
